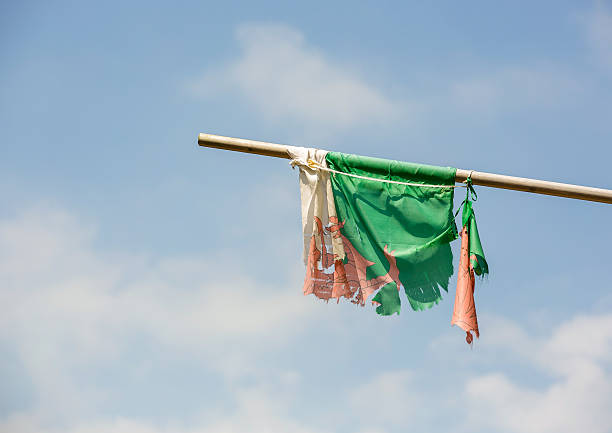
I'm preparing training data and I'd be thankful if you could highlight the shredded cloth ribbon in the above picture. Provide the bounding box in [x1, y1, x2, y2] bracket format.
[451, 177, 489, 344]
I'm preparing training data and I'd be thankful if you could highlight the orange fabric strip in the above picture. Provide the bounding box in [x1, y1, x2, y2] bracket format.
[302, 216, 401, 306]
[451, 225, 480, 344]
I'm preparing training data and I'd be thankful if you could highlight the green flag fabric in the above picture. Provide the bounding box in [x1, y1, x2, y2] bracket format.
[325, 152, 458, 314]
[461, 198, 489, 277]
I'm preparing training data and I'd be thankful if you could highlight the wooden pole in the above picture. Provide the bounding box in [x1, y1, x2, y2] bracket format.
[198, 133, 612, 205]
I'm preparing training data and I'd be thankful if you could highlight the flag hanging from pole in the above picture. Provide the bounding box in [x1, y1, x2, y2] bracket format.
[290, 148, 459, 313]
[289, 148, 488, 343]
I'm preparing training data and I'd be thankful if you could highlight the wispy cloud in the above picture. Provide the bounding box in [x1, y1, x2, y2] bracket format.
[191, 22, 589, 139]
[192, 24, 402, 136]
[349, 370, 419, 426]
[0, 205, 322, 424]
[450, 64, 583, 114]
[349, 312, 612, 433]
[463, 314, 612, 433]
[3, 204, 612, 433]
[0, 385, 330, 433]
[585, 3, 612, 70]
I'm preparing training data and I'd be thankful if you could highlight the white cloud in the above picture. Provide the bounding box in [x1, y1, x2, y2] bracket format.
[349, 370, 418, 426]
[0, 387, 329, 433]
[0, 205, 322, 424]
[193, 24, 402, 135]
[450, 65, 582, 113]
[190, 22, 590, 136]
[464, 314, 612, 433]
[585, 3, 612, 69]
[352, 312, 612, 433]
[3, 204, 612, 433]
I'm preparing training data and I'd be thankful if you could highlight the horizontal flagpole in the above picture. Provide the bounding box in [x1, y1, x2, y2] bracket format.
[198, 133, 612, 205]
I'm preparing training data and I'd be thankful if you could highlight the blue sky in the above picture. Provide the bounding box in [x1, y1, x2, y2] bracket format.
[1, 1, 612, 432]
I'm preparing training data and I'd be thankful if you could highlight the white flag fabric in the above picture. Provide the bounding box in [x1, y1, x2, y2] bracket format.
[288, 147, 345, 265]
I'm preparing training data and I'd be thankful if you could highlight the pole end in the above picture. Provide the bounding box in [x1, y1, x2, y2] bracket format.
[197, 133, 207, 147]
